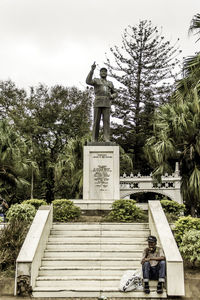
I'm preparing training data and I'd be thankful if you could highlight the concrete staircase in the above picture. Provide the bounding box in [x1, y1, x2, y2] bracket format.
[32, 222, 167, 298]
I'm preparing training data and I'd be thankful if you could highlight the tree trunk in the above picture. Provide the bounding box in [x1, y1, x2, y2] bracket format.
[190, 205, 196, 217]
[31, 168, 34, 199]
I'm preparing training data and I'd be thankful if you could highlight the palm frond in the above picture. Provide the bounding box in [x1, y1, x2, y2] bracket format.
[189, 166, 200, 198]
[189, 13, 200, 42]
[183, 53, 200, 77]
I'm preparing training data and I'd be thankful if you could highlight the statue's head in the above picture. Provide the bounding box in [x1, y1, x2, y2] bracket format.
[100, 67, 107, 79]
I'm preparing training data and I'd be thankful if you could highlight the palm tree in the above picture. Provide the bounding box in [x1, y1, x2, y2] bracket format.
[182, 13, 200, 79]
[145, 14, 200, 215]
[145, 81, 200, 215]
[55, 136, 89, 199]
[0, 120, 33, 200]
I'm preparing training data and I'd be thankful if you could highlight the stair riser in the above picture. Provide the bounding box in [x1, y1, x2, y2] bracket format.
[48, 237, 148, 243]
[50, 230, 150, 237]
[41, 260, 141, 267]
[43, 251, 142, 259]
[36, 278, 159, 286]
[52, 224, 149, 230]
[32, 291, 101, 298]
[35, 280, 161, 289]
[46, 242, 147, 251]
[35, 280, 122, 288]
[36, 281, 119, 288]
[38, 269, 133, 276]
[46, 244, 146, 251]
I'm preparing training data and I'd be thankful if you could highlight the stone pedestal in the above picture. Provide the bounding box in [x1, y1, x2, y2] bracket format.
[83, 145, 120, 200]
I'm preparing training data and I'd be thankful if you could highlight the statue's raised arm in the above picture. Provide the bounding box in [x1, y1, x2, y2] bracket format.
[86, 62, 96, 85]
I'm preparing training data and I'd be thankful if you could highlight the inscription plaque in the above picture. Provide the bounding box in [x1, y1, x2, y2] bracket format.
[93, 165, 111, 191]
[90, 152, 113, 198]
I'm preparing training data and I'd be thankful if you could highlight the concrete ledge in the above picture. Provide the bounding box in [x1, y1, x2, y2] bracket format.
[148, 200, 185, 296]
[87, 142, 117, 146]
[15, 205, 53, 295]
[71, 199, 148, 211]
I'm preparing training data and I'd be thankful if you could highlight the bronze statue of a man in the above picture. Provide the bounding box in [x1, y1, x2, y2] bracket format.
[86, 62, 117, 142]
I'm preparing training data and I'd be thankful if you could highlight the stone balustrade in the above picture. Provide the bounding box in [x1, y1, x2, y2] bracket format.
[14, 205, 53, 295]
[148, 200, 185, 296]
[120, 163, 182, 203]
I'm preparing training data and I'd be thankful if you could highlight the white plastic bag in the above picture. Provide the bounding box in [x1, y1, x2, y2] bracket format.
[119, 269, 143, 292]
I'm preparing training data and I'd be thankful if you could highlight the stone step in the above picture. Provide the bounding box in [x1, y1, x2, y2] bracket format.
[48, 236, 148, 243]
[35, 278, 162, 288]
[35, 276, 161, 287]
[43, 250, 143, 259]
[41, 258, 141, 268]
[38, 267, 139, 277]
[50, 230, 150, 237]
[52, 223, 149, 230]
[32, 287, 167, 298]
[35, 278, 124, 287]
[46, 243, 146, 251]
[37, 275, 121, 280]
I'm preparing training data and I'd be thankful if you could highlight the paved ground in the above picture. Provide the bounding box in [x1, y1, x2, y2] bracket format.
[0, 297, 196, 300]
[1, 297, 31, 300]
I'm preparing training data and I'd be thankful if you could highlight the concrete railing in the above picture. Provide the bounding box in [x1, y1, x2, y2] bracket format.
[14, 205, 53, 295]
[148, 200, 185, 296]
[120, 174, 182, 204]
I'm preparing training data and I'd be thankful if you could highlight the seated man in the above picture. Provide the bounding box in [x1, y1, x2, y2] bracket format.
[141, 235, 166, 294]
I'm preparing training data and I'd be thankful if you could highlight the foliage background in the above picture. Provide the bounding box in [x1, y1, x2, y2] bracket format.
[0, 15, 199, 216]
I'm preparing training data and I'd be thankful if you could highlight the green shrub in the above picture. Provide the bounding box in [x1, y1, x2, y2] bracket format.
[0, 216, 3, 223]
[106, 199, 146, 222]
[22, 199, 48, 210]
[174, 216, 200, 246]
[6, 204, 36, 223]
[179, 229, 200, 267]
[164, 212, 179, 223]
[0, 220, 28, 271]
[160, 199, 185, 216]
[52, 199, 81, 222]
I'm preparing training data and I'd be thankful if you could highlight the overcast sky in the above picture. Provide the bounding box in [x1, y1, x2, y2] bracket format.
[0, 0, 199, 91]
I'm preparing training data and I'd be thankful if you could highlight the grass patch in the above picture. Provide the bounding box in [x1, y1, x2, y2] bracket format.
[0, 265, 15, 279]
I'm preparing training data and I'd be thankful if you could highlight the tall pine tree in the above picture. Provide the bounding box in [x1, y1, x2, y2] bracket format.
[105, 20, 181, 174]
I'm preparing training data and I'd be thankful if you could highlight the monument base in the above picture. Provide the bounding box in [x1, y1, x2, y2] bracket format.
[83, 145, 120, 201]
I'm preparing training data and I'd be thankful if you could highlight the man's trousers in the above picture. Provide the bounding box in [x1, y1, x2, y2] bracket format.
[142, 261, 166, 282]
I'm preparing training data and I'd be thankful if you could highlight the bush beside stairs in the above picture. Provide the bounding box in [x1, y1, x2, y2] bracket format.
[32, 222, 167, 298]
